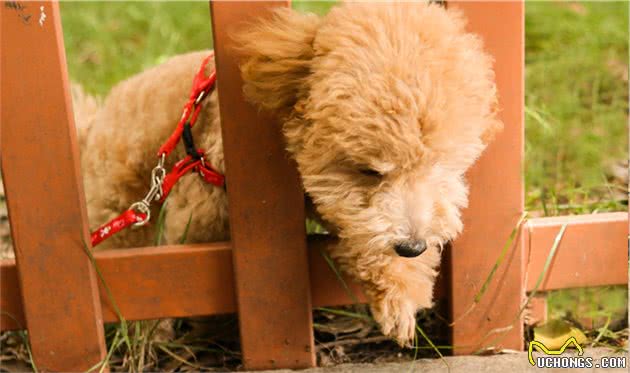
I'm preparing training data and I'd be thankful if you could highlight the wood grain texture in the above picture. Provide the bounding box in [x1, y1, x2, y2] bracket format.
[3, 214, 626, 332]
[210, 1, 316, 368]
[0, 2, 107, 370]
[524, 295, 547, 326]
[0, 238, 365, 333]
[448, 1, 526, 354]
[525, 213, 628, 291]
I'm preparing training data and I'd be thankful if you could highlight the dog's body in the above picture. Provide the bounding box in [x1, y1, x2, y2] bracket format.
[78, 2, 500, 345]
[80, 52, 229, 249]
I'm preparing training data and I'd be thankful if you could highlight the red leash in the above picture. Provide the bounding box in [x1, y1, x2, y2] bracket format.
[91, 53, 224, 247]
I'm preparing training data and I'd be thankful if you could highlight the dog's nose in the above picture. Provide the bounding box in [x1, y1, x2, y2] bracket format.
[394, 240, 427, 258]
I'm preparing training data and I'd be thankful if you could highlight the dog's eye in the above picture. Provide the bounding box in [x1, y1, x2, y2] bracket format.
[359, 168, 383, 178]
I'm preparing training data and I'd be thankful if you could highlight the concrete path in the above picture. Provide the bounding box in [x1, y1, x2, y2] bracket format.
[0, 347, 626, 372]
[251, 348, 628, 373]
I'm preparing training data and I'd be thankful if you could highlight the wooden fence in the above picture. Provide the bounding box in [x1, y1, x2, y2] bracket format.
[0, 1, 627, 371]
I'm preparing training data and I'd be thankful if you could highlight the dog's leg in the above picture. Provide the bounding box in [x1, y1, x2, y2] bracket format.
[332, 243, 441, 346]
[368, 247, 442, 346]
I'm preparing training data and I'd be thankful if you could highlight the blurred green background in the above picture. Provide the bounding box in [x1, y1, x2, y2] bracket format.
[59, 0, 628, 339]
[60, 1, 628, 217]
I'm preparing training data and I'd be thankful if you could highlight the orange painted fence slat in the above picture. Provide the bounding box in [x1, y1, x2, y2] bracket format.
[0, 238, 364, 332]
[0, 2, 107, 371]
[448, 1, 525, 355]
[2, 214, 626, 333]
[210, 2, 316, 369]
[525, 212, 628, 292]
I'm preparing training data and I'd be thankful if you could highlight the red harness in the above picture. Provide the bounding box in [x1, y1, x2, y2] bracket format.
[91, 53, 224, 247]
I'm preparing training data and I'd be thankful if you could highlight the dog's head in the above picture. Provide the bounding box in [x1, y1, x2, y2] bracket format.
[235, 1, 501, 343]
[236, 1, 500, 258]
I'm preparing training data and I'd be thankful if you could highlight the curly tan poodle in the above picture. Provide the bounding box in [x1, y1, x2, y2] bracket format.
[76, 2, 501, 346]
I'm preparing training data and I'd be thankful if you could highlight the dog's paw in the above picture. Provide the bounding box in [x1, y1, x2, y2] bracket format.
[368, 254, 438, 346]
[370, 294, 419, 347]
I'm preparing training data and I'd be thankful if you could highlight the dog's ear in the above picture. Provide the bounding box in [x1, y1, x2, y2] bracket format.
[233, 8, 320, 116]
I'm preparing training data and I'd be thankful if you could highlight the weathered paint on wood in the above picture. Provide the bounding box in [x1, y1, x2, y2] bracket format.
[525, 212, 628, 291]
[3, 215, 626, 333]
[0, 2, 107, 370]
[448, 1, 526, 354]
[210, 1, 316, 369]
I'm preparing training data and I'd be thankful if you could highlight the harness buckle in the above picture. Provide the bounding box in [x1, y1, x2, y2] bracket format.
[128, 154, 167, 227]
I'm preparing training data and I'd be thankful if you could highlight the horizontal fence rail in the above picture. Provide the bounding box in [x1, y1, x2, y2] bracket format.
[0, 237, 364, 331]
[524, 212, 628, 291]
[2, 213, 626, 332]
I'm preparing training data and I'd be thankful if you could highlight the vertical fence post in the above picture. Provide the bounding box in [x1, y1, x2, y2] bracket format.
[448, 1, 525, 354]
[210, 1, 316, 369]
[0, 2, 107, 370]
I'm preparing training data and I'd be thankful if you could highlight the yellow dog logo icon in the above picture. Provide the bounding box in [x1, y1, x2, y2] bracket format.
[528, 336, 584, 366]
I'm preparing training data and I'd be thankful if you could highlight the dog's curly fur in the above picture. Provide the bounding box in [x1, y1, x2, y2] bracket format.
[77, 2, 501, 346]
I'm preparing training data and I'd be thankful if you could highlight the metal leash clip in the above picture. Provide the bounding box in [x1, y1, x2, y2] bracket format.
[129, 154, 166, 227]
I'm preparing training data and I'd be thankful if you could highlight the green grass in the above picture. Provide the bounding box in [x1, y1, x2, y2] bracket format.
[525, 2, 628, 215]
[59, 1, 335, 97]
[522, 2, 628, 339]
[60, 1, 213, 96]
[60, 1, 628, 217]
[548, 286, 628, 328]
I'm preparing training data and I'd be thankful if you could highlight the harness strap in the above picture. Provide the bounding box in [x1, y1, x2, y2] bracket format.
[181, 123, 200, 159]
[160, 150, 224, 203]
[90, 53, 223, 247]
[91, 209, 148, 247]
[157, 53, 216, 157]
